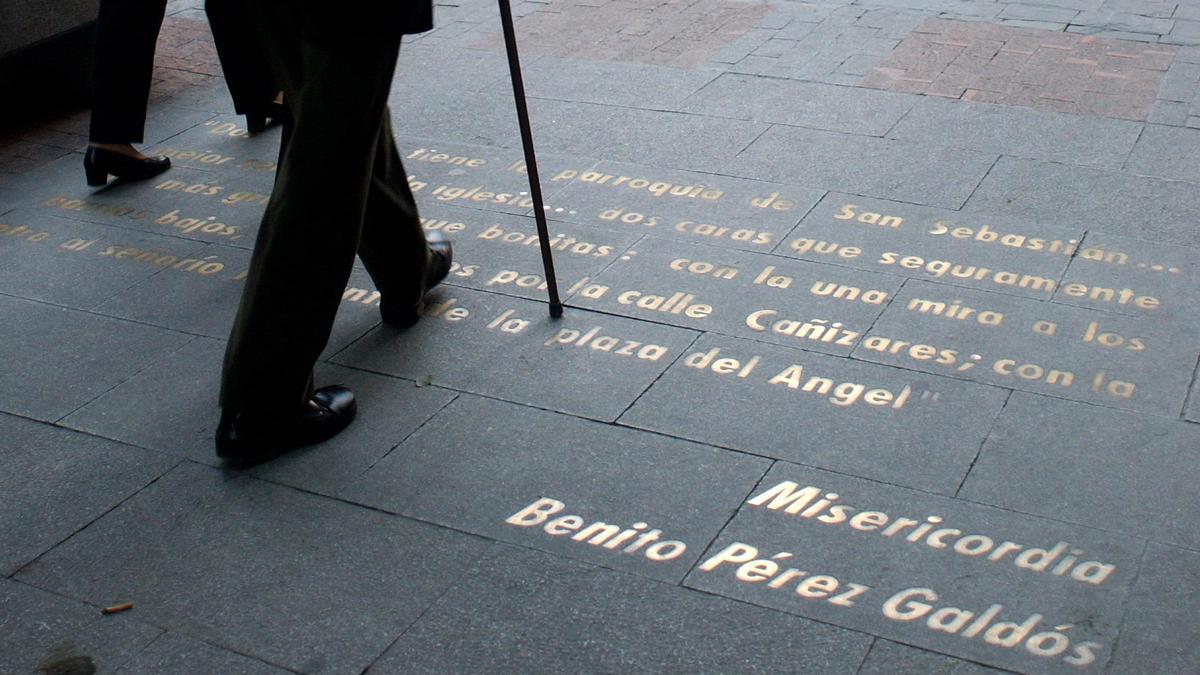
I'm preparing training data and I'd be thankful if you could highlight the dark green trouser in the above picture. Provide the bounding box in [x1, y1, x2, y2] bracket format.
[220, 3, 430, 412]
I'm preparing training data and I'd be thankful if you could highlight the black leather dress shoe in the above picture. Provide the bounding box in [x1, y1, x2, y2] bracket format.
[84, 146, 171, 187]
[216, 385, 357, 466]
[380, 231, 453, 328]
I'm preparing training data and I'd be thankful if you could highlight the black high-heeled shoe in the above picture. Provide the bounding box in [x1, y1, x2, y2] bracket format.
[380, 231, 454, 328]
[84, 146, 171, 187]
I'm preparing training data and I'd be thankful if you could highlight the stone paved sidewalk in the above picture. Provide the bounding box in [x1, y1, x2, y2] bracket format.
[2, 0, 1200, 673]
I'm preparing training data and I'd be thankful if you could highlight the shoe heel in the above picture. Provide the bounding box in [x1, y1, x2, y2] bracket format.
[380, 300, 421, 329]
[84, 156, 108, 187]
[246, 113, 266, 134]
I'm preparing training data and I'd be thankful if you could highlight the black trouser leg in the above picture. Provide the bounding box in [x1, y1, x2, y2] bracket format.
[89, 0, 167, 143]
[204, 0, 278, 115]
[219, 4, 405, 412]
[357, 113, 430, 307]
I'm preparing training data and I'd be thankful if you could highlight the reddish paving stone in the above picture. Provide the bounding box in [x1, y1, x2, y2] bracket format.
[864, 17, 1176, 120]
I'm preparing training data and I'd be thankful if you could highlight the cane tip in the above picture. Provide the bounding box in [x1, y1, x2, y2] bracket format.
[550, 303, 564, 318]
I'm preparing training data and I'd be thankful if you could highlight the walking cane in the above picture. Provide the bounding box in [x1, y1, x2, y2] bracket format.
[498, 0, 564, 318]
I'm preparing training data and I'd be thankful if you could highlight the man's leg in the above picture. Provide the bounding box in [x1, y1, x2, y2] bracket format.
[356, 114, 433, 309]
[220, 5, 401, 415]
[204, 0, 279, 117]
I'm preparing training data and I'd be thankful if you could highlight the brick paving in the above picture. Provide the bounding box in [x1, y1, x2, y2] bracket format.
[863, 17, 1175, 120]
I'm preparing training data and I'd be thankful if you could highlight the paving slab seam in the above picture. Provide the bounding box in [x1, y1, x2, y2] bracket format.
[0, 287, 233, 344]
[851, 636, 1021, 675]
[952, 389, 1015, 497]
[731, 122, 778, 161]
[953, 153, 1003, 212]
[1099, 537, 1152, 673]
[879, 100, 917, 140]
[675, 556, 1025, 674]
[675, 457, 776, 580]
[356, 542, 497, 675]
[124, 628, 305, 675]
[860, 275, 909, 340]
[840, 346, 1190, 419]
[1178, 350, 1200, 421]
[852, 636, 879, 675]
[9, 460, 185, 581]
[951, 490, 1185, 554]
[28, 208, 256, 253]
[41, 331, 205, 427]
[87, 263, 192, 315]
[613, 405, 1020, 500]
[560, 233, 651, 304]
[355, 392, 462, 479]
[2, 578, 168, 670]
[1118, 121, 1150, 172]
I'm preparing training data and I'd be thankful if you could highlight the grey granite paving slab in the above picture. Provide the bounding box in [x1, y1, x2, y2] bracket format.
[859, 640, 1012, 674]
[1102, 0, 1176, 17]
[685, 462, 1142, 673]
[0, 295, 192, 421]
[16, 462, 491, 675]
[1054, 230, 1200, 327]
[145, 113, 282, 177]
[396, 134, 597, 217]
[676, 72, 918, 136]
[1147, 98, 1190, 125]
[480, 56, 723, 109]
[61, 336, 453, 492]
[727, 125, 998, 209]
[135, 104, 218, 149]
[856, 280, 1198, 414]
[0, 153, 102, 213]
[959, 393, 1200, 549]
[1000, 4, 1081, 22]
[341, 395, 767, 582]
[1073, 9, 1175, 33]
[544, 159, 823, 253]
[1164, 17, 1200, 43]
[965, 156, 1200, 246]
[538, 101, 773, 174]
[1187, 375, 1200, 421]
[0, 210, 212, 311]
[160, 81, 237, 115]
[92, 243, 249, 338]
[1108, 544, 1200, 674]
[417, 202, 639, 302]
[1124, 123, 1200, 181]
[388, 88, 524, 148]
[0, 578, 161, 674]
[36, 163, 266, 250]
[0, 413, 178, 575]
[571, 235, 903, 354]
[116, 632, 290, 674]
[393, 43, 525, 96]
[335, 286, 699, 421]
[621, 334, 1008, 494]
[143, 116, 282, 192]
[89, 246, 386, 355]
[374, 543, 871, 673]
[888, 98, 1143, 168]
[777, 193, 1081, 300]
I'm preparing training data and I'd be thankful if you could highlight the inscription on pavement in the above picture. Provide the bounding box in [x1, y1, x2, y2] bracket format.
[500, 463, 1140, 672]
